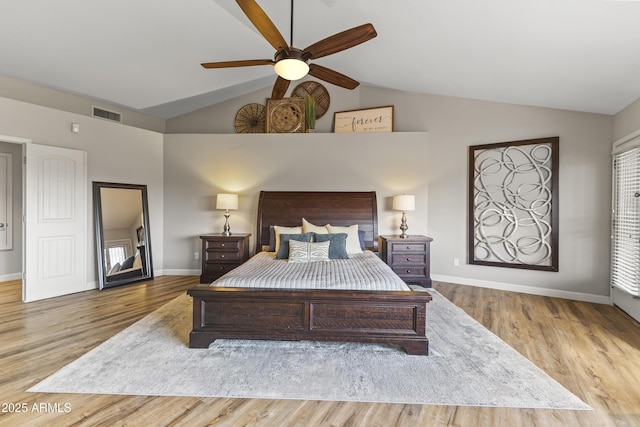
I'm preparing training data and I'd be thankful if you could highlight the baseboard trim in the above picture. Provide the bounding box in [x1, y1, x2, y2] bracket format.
[0, 272, 22, 282]
[162, 269, 199, 276]
[431, 274, 611, 305]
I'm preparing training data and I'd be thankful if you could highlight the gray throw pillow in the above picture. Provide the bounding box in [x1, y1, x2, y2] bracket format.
[313, 233, 349, 259]
[275, 232, 314, 259]
[120, 255, 135, 270]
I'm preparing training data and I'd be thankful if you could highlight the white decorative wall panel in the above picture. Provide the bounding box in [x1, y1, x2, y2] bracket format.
[469, 137, 559, 271]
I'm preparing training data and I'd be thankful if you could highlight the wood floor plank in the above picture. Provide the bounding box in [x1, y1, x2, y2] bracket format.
[1, 277, 639, 426]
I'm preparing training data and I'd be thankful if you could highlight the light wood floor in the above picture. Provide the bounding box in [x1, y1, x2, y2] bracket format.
[0, 277, 639, 427]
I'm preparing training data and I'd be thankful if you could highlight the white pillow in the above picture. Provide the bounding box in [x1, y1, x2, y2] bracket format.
[327, 224, 362, 255]
[107, 262, 121, 275]
[302, 218, 329, 234]
[273, 225, 302, 253]
[288, 239, 331, 263]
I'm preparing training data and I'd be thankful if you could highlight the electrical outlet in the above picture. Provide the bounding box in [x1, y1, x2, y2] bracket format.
[453, 258, 460, 266]
[194, 252, 199, 261]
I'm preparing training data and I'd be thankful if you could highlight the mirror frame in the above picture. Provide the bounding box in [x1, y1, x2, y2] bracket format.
[93, 181, 154, 289]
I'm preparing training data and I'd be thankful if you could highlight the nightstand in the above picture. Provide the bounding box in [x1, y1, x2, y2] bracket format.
[378, 235, 433, 288]
[199, 233, 251, 284]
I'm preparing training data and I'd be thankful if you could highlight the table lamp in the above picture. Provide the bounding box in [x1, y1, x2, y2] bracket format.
[393, 194, 415, 239]
[216, 193, 238, 236]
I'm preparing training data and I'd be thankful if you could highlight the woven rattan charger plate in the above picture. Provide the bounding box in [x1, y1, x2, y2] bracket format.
[234, 103, 266, 133]
[291, 81, 330, 119]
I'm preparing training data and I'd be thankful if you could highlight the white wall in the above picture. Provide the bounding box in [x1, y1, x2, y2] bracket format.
[166, 86, 613, 302]
[163, 132, 429, 273]
[0, 74, 165, 133]
[362, 88, 613, 301]
[613, 96, 640, 142]
[0, 96, 164, 285]
[0, 79, 617, 303]
[165, 76, 363, 134]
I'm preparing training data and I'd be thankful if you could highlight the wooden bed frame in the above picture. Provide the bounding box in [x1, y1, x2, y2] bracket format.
[188, 191, 432, 355]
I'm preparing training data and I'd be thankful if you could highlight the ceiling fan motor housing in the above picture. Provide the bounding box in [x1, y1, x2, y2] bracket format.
[274, 48, 308, 64]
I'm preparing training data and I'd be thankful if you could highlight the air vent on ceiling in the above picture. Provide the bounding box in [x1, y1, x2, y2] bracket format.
[92, 106, 122, 123]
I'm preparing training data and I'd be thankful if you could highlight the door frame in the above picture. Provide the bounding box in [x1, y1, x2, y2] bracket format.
[0, 135, 90, 302]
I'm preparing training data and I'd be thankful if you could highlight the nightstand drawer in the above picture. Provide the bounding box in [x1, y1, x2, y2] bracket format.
[207, 251, 241, 262]
[205, 240, 241, 251]
[199, 233, 251, 284]
[390, 242, 428, 253]
[379, 235, 433, 288]
[392, 266, 427, 277]
[390, 253, 427, 265]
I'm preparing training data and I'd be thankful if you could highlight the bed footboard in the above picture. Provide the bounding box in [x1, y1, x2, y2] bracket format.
[187, 286, 432, 355]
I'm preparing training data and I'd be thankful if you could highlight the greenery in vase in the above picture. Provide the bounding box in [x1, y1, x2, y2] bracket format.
[304, 95, 316, 130]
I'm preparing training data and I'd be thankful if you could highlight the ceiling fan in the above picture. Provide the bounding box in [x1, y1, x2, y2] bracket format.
[201, 0, 377, 100]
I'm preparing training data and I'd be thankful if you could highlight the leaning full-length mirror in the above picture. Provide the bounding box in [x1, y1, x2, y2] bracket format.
[93, 182, 153, 289]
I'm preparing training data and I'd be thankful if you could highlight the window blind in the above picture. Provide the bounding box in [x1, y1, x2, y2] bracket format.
[611, 142, 640, 297]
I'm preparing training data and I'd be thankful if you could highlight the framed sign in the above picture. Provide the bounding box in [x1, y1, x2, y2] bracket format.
[333, 106, 394, 133]
[468, 137, 559, 271]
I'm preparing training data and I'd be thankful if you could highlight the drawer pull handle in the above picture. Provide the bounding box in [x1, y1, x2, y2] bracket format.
[221, 243, 225, 247]
[406, 270, 411, 273]
[221, 255, 225, 258]
[406, 246, 411, 250]
[406, 257, 412, 261]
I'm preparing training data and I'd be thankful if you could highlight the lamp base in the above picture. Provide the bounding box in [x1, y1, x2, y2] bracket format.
[399, 211, 409, 238]
[222, 211, 232, 236]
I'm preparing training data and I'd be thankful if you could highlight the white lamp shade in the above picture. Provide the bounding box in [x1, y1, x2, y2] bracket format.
[393, 194, 415, 211]
[274, 59, 309, 80]
[216, 193, 238, 210]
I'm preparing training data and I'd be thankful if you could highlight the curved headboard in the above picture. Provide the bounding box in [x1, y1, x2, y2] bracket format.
[256, 191, 378, 253]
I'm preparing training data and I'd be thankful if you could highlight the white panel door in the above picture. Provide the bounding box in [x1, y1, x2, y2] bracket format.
[0, 153, 11, 250]
[23, 143, 87, 302]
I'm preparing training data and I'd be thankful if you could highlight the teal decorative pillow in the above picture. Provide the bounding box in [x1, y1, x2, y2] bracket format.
[276, 233, 314, 259]
[288, 240, 331, 263]
[313, 233, 349, 259]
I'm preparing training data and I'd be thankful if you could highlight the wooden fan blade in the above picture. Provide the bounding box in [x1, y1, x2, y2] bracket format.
[237, 0, 288, 51]
[308, 64, 359, 90]
[201, 59, 274, 69]
[271, 76, 291, 100]
[303, 23, 377, 60]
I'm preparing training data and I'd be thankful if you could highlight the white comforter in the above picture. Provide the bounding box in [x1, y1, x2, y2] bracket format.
[211, 251, 410, 291]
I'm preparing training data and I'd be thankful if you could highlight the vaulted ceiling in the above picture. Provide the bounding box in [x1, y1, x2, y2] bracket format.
[2, 0, 640, 119]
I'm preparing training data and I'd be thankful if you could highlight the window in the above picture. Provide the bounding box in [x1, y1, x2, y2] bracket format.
[104, 239, 132, 271]
[611, 138, 640, 297]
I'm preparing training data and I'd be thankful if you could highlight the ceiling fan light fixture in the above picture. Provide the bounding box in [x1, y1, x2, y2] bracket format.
[274, 58, 309, 80]
[274, 48, 309, 80]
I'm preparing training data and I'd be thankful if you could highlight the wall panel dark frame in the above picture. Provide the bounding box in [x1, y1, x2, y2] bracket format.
[468, 137, 559, 271]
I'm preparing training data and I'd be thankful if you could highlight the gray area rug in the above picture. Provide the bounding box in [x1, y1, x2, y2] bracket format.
[29, 290, 591, 409]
